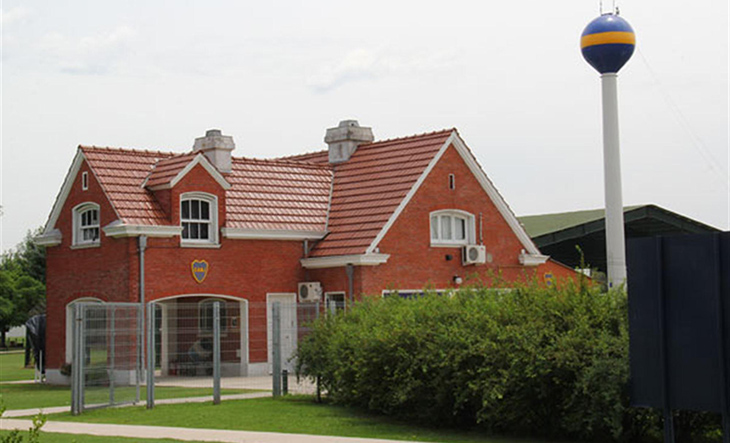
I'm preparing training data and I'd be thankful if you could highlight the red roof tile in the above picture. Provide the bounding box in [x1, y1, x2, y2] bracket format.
[79, 129, 453, 255]
[292, 130, 454, 257]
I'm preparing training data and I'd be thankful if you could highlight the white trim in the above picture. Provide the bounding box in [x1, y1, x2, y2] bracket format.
[34, 229, 62, 247]
[42, 149, 122, 238]
[519, 251, 549, 266]
[72, 202, 100, 247]
[146, 154, 231, 190]
[82, 172, 89, 191]
[300, 253, 390, 269]
[221, 228, 326, 241]
[381, 289, 448, 298]
[103, 221, 182, 238]
[364, 131, 544, 262]
[429, 209, 475, 246]
[180, 192, 219, 246]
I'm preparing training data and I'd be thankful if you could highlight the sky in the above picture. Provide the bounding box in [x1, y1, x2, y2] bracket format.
[1, 0, 728, 253]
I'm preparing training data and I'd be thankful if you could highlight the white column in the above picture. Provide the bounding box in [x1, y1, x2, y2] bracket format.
[601, 73, 627, 288]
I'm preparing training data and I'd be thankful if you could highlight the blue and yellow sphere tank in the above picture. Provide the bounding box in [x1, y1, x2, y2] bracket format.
[581, 13, 635, 74]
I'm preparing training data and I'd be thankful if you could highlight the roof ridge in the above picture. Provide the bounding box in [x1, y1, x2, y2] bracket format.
[233, 156, 332, 169]
[80, 145, 180, 157]
[366, 128, 455, 146]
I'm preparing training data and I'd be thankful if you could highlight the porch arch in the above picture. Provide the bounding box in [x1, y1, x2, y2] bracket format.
[150, 294, 249, 377]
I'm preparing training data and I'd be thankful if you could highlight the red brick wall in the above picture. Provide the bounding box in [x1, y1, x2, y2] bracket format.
[360, 144, 575, 294]
[45, 159, 134, 368]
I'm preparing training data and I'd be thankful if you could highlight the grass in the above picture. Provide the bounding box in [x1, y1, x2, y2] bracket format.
[0, 351, 35, 382]
[0, 382, 251, 411]
[0, 430, 208, 442]
[47, 396, 574, 443]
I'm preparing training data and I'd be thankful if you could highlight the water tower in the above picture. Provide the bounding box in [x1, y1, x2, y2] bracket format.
[581, 12, 635, 288]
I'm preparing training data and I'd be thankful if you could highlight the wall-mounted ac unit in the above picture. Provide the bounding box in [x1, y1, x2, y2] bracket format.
[298, 282, 323, 303]
[462, 244, 487, 265]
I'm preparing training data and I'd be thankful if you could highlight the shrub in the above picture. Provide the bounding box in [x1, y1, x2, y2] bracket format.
[296, 279, 665, 441]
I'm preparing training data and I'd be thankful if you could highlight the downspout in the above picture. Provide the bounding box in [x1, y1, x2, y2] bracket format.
[346, 264, 354, 304]
[138, 235, 147, 394]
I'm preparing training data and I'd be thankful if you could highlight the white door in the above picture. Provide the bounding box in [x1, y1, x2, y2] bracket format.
[267, 293, 297, 373]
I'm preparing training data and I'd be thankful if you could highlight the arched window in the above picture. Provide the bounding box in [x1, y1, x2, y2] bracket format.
[72, 202, 100, 247]
[429, 210, 475, 246]
[180, 192, 218, 245]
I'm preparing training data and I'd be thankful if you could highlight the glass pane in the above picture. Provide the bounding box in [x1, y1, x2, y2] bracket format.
[430, 215, 438, 239]
[441, 215, 452, 240]
[181, 201, 190, 219]
[455, 217, 466, 240]
[190, 223, 199, 239]
[182, 222, 190, 239]
[200, 223, 209, 240]
[201, 201, 210, 220]
[191, 200, 200, 219]
[91, 210, 98, 224]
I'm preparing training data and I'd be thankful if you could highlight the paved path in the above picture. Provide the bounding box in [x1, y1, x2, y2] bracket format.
[0, 418, 420, 443]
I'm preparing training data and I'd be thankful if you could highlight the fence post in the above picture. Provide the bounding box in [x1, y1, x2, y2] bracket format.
[314, 301, 321, 402]
[146, 303, 155, 409]
[71, 304, 84, 415]
[213, 302, 221, 405]
[272, 302, 281, 397]
[109, 306, 115, 405]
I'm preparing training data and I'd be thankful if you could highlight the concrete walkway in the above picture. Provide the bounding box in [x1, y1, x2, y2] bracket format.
[0, 418, 421, 443]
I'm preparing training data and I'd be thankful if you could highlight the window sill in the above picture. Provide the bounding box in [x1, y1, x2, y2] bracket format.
[430, 242, 468, 248]
[70, 242, 101, 250]
[180, 242, 221, 249]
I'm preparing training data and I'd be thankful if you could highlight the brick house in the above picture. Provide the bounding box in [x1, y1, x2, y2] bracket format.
[36, 120, 575, 383]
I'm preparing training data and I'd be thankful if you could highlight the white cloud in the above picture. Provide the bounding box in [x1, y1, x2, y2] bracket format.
[307, 48, 456, 93]
[1, 6, 31, 26]
[39, 26, 138, 75]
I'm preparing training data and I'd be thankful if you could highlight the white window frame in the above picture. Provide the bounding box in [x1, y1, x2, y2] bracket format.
[72, 202, 101, 248]
[198, 298, 228, 336]
[180, 192, 219, 247]
[429, 209, 475, 247]
[82, 172, 89, 191]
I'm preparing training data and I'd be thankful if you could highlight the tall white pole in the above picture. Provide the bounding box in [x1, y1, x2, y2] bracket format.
[600, 73, 627, 288]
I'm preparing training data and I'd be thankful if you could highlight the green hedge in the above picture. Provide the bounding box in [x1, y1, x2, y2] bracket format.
[296, 279, 719, 442]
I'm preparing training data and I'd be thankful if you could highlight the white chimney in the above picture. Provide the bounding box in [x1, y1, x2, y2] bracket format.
[325, 120, 374, 164]
[193, 129, 235, 173]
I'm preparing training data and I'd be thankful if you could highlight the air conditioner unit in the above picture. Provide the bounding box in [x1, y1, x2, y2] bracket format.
[462, 244, 487, 265]
[298, 282, 323, 303]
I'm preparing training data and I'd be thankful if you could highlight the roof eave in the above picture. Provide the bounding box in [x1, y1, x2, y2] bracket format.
[301, 253, 390, 269]
[221, 227, 327, 241]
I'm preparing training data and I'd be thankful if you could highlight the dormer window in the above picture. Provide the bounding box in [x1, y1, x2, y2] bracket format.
[72, 202, 100, 247]
[181, 192, 218, 246]
[429, 210, 475, 246]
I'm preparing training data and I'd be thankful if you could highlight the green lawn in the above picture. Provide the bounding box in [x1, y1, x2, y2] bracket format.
[0, 430, 208, 442]
[0, 382, 251, 411]
[47, 396, 574, 443]
[0, 351, 34, 382]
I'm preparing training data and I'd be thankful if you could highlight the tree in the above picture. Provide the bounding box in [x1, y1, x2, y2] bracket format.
[0, 228, 46, 348]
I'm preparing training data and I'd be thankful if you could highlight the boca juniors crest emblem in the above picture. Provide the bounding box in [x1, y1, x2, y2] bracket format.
[191, 260, 209, 283]
[544, 272, 556, 287]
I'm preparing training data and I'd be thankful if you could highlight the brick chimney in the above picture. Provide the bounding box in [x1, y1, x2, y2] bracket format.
[193, 129, 235, 173]
[325, 120, 374, 164]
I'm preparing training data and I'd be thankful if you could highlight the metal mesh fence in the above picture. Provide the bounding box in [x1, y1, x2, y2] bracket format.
[72, 303, 141, 414]
[71, 298, 337, 413]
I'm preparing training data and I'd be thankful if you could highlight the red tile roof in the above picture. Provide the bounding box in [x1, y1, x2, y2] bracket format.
[82, 146, 174, 225]
[81, 147, 332, 233]
[79, 129, 453, 256]
[144, 153, 198, 189]
[287, 130, 453, 257]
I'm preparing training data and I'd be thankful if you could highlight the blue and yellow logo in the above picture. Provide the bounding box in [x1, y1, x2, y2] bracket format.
[191, 260, 209, 283]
